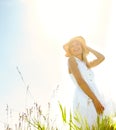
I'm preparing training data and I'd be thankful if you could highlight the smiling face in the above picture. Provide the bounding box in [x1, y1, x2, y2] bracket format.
[69, 41, 83, 57]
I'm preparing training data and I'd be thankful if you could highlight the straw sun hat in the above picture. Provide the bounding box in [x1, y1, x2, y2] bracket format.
[63, 36, 89, 57]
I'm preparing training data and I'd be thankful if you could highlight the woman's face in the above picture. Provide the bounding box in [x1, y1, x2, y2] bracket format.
[69, 41, 83, 56]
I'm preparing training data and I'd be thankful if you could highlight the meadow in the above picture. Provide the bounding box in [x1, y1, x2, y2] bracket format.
[3, 69, 116, 130]
[4, 101, 116, 130]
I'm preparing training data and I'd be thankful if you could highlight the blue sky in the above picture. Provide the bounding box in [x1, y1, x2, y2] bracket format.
[0, 0, 110, 101]
[0, 0, 109, 106]
[0, 1, 24, 97]
[0, 0, 61, 111]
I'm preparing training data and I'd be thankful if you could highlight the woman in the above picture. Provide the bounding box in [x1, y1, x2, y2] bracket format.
[64, 36, 105, 111]
[49, 36, 106, 128]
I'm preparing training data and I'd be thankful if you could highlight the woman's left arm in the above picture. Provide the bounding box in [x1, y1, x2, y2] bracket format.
[87, 46, 105, 68]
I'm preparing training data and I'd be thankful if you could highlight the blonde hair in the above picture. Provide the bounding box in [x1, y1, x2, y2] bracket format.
[63, 36, 90, 67]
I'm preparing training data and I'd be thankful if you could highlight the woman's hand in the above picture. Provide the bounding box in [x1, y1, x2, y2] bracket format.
[93, 98, 104, 114]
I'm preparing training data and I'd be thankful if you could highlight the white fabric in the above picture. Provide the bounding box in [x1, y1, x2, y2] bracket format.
[48, 57, 116, 129]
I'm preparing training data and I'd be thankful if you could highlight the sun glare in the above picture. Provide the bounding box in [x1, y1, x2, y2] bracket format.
[1, 0, 116, 129]
[20, 0, 114, 105]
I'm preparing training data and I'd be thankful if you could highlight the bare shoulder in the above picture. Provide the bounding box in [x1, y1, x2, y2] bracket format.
[68, 57, 76, 64]
[68, 56, 78, 67]
[68, 57, 83, 81]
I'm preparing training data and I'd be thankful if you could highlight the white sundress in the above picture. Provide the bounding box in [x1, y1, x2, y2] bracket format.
[48, 57, 115, 129]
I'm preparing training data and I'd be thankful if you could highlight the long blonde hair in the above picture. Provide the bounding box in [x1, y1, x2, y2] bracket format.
[63, 36, 90, 68]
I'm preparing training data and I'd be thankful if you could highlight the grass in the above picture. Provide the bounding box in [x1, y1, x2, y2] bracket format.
[11, 66, 115, 129]
[2, 67, 115, 129]
[59, 102, 116, 130]
[4, 102, 116, 130]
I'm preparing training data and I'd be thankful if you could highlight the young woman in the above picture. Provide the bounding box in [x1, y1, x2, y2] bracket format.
[64, 36, 105, 112]
[49, 36, 114, 129]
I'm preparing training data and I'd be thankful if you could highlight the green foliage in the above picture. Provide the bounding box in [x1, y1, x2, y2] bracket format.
[59, 102, 90, 130]
[59, 102, 67, 123]
[59, 102, 116, 130]
[92, 115, 116, 130]
[6, 102, 116, 130]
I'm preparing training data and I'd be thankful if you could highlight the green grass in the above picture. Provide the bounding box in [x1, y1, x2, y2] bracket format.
[5, 102, 116, 130]
[59, 102, 116, 130]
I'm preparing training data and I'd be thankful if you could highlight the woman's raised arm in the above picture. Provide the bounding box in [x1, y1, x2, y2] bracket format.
[87, 47, 105, 68]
